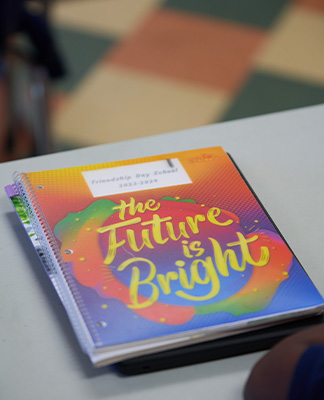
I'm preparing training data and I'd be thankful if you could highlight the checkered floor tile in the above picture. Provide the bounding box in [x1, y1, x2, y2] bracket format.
[1, 0, 324, 160]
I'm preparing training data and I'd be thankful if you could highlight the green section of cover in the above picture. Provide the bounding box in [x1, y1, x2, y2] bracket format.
[220, 71, 324, 122]
[161, 197, 196, 203]
[162, 0, 287, 29]
[195, 292, 270, 316]
[54, 199, 118, 239]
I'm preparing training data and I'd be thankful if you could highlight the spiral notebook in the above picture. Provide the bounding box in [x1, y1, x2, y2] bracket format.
[5, 147, 324, 369]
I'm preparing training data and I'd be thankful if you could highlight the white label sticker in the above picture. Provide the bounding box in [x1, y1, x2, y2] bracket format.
[82, 158, 192, 197]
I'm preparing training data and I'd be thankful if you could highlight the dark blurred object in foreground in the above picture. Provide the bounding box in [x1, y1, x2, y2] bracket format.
[0, 0, 65, 162]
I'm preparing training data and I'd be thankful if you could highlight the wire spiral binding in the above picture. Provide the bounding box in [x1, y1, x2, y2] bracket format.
[13, 171, 103, 353]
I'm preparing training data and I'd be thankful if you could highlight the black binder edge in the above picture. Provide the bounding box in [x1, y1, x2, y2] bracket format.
[115, 314, 324, 375]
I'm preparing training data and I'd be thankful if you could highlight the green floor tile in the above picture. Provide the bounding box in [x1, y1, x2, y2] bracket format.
[52, 26, 116, 92]
[53, 141, 85, 153]
[220, 71, 324, 122]
[162, 0, 288, 29]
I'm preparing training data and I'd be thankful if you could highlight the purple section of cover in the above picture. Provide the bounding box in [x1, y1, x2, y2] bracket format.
[5, 184, 18, 198]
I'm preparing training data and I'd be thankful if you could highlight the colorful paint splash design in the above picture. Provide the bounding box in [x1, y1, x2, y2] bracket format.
[55, 196, 293, 327]
[14, 147, 323, 347]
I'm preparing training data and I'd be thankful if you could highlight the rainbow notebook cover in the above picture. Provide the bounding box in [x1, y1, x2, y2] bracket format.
[5, 147, 324, 366]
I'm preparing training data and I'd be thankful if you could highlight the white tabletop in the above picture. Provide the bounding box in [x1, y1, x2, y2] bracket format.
[1, 105, 324, 400]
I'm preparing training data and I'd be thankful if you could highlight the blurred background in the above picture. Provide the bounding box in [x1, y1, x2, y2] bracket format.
[1, 0, 324, 162]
